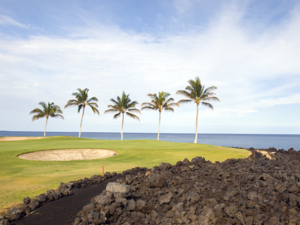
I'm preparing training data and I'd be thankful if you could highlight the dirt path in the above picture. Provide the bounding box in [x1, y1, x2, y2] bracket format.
[11, 175, 123, 225]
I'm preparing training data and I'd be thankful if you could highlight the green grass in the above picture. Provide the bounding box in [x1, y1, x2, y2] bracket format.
[0, 136, 248, 213]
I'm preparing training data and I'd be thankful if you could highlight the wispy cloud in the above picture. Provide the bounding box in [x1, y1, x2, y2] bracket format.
[0, 15, 27, 28]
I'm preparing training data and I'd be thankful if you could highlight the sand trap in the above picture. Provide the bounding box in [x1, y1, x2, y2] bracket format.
[0, 137, 44, 141]
[18, 149, 118, 161]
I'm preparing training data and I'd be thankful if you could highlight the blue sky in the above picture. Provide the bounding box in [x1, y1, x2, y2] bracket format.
[0, 0, 300, 134]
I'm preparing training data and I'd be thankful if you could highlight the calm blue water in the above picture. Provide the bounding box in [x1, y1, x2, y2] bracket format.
[0, 131, 299, 150]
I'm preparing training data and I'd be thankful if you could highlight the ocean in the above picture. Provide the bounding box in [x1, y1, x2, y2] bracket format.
[0, 131, 299, 150]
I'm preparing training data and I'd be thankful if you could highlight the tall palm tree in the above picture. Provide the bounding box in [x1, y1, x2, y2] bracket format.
[141, 91, 177, 141]
[30, 102, 64, 137]
[65, 88, 99, 138]
[104, 91, 140, 140]
[176, 77, 219, 143]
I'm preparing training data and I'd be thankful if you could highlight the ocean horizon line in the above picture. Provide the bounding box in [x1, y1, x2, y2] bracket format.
[1, 131, 299, 149]
[1, 130, 300, 136]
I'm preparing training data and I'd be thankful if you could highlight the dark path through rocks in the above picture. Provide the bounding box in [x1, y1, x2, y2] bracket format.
[11, 175, 123, 225]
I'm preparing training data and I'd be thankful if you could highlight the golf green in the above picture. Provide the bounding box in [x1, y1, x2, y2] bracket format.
[0, 136, 248, 213]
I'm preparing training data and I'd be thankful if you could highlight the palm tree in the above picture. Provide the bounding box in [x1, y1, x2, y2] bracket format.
[30, 102, 64, 137]
[141, 91, 177, 141]
[104, 91, 140, 140]
[176, 77, 219, 143]
[65, 88, 99, 138]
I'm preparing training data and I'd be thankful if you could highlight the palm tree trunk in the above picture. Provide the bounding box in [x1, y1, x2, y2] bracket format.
[121, 113, 124, 140]
[194, 104, 199, 143]
[157, 111, 161, 141]
[44, 118, 48, 138]
[79, 107, 85, 138]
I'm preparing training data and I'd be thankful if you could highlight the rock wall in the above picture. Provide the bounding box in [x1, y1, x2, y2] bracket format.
[0, 172, 119, 224]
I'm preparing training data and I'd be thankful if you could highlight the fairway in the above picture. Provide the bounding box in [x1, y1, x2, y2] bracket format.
[0, 136, 248, 213]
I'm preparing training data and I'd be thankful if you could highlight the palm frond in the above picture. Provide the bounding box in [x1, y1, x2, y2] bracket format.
[141, 106, 157, 111]
[126, 112, 140, 121]
[38, 102, 47, 110]
[109, 98, 120, 106]
[50, 114, 64, 119]
[104, 108, 120, 114]
[141, 102, 155, 107]
[128, 108, 141, 114]
[51, 105, 63, 114]
[87, 103, 100, 115]
[88, 102, 99, 107]
[204, 96, 220, 102]
[87, 97, 98, 103]
[64, 99, 79, 108]
[78, 104, 83, 113]
[32, 114, 45, 121]
[113, 112, 121, 119]
[127, 101, 138, 109]
[176, 90, 193, 99]
[163, 107, 174, 112]
[164, 97, 174, 104]
[29, 108, 44, 115]
[161, 92, 171, 99]
[177, 99, 193, 105]
[202, 102, 214, 110]
[163, 102, 178, 108]
[204, 86, 217, 93]
[147, 93, 158, 102]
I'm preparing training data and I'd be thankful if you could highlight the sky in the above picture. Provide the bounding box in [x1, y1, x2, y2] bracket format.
[0, 0, 300, 134]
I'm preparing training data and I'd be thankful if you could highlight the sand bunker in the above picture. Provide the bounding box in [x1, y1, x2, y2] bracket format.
[0, 137, 44, 141]
[18, 149, 118, 161]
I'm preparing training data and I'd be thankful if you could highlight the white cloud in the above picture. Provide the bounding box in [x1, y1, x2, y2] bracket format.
[0, 15, 27, 28]
[0, 4, 300, 133]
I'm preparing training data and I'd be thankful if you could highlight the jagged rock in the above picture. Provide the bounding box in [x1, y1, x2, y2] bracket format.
[127, 199, 136, 211]
[247, 191, 258, 200]
[83, 203, 94, 211]
[87, 211, 99, 220]
[136, 200, 147, 212]
[6, 207, 22, 221]
[159, 192, 173, 205]
[94, 194, 111, 205]
[147, 173, 167, 188]
[106, 182, 130, 197]
[23, 197, 30, 204]
[0, 219, 9, 225]
[235, 211, 245, 224]
[224, 205, 238, 217]
[125, 175, 134, 184]
[159, 162, 171, 170]
[36, 193, 46, 202]
[19, 204, 31, 215]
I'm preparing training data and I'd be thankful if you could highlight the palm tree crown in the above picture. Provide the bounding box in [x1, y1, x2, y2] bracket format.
[176, 77, 219, 143]
[105, 91, 140, 120]
[65, 88, 99, 114]
[141, 91, 177, 112]
[65, 88, 99, 137]
[105, 91, 140, 140]
[29, 102, 64, 137]
[141, 91, 177, 140]
[177, 77, 219, 107]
